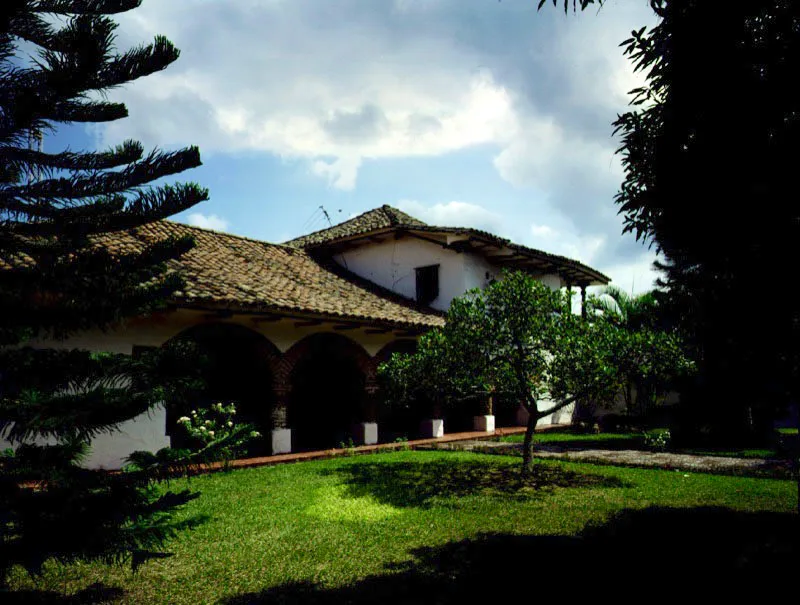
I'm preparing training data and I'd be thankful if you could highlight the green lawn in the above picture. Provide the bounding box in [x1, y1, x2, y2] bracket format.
[498, 430, 642, 449]
[6, 450, 798, 604]
[499, 428, 792, 459]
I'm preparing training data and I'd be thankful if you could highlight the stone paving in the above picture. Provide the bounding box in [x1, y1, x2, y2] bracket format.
[426, 439, 795, 478]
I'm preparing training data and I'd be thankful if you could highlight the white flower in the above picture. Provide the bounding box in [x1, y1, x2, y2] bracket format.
[208, 431, 215, 437]
[204, 420, 212, 426]
[227, 421, 234, 428]
[191, 410, 198, 416]
[177, 416, 190, 424]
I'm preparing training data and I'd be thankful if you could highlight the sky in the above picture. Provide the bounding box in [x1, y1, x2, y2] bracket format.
[45, 0, 661, 294]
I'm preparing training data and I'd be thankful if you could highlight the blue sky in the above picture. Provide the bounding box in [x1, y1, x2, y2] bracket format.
[44, 0, 660, 293]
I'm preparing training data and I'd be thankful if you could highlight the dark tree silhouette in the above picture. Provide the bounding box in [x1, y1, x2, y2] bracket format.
[611, 0, 799, 444]
[0, 0, 211, 584]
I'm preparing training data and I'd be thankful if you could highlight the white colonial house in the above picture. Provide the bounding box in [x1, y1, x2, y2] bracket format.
[1, 205, 609, 468]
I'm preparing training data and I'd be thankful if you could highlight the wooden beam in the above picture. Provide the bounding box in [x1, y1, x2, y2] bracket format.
[294, 319, 323, 328]
[487, 254, 529, 263]
[404, 231, 450, 249]
[251, 315, 283, 323]
[202, 309, 233, 320]
[333, 324, 361, 331]
[365, 328, 391, 334]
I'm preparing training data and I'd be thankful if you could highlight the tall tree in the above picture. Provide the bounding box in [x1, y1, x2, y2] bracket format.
[539, 1, 798, 442]
[611, 0, 799, 442]
[0, 0, 210, 584]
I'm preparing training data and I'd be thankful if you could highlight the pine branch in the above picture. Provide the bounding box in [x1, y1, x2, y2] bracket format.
[0, 139, 143, 173]
[31, 1, 144, 15]
[6, 147, 203, 200]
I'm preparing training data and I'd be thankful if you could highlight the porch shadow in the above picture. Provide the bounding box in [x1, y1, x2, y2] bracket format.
[2, 583, 124, 604]
[219, 506, 799, 604]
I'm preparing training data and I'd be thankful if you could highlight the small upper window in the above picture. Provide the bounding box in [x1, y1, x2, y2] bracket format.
[415, 264, 439, 306]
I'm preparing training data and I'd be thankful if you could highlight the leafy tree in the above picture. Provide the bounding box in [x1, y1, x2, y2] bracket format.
[593, 287, 693, 418]
[594, 285, 659, 332]
[610, 0, 799, 442]
[0, 0, 213, 585]
[381, 271, 623, 473]
[536, 1, 798, 444]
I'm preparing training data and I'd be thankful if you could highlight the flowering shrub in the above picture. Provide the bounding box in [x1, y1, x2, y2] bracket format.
[177, 402, 261, 468]
[643, 428, 671, 452]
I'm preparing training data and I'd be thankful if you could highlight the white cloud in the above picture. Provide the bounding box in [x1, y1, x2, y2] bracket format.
[396, 200, 506, 235]
[596, 252, 661, 296]
[94, 1, 658, 270]
[96, 2, 654, 190]
[530, 223, 557, 239]
[184, 213, 230, 232]
[525, 223, 606, 266]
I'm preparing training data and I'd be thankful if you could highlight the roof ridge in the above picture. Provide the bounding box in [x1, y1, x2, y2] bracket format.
[162, 219, 300, 252]
[283, 204, 427, 247]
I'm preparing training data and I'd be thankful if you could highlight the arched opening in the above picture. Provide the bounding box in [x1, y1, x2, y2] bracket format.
[374, 339, 421, 442]
[164, 322, 279, 456]
[288, 333, 368, 451]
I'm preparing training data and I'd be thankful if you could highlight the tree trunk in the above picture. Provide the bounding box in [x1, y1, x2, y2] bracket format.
[522, 406, 538, 476]
[625, 382, 634, 416]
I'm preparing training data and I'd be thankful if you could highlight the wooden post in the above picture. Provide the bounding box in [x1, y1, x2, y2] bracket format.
[565, 279, 573, 314]
[581, 284, 587, 319]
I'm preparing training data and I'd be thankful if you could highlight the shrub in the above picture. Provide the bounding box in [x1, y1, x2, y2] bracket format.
[176, 402, 261, 470]
[643, 428, 672, 452]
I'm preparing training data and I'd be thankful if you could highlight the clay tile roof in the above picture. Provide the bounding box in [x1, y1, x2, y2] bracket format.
[283, 205, 609, 286]
[284, 204, 427, 248]
[92, 220, 444, 329]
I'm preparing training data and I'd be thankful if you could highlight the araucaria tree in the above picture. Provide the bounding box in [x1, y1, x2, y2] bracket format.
[381, 271, 623, 473]
[0, 0, 211, 583]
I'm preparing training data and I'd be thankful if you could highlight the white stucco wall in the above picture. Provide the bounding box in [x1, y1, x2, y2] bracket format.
[0, 405, 170, 470]
[7, 309, 407, 469]
[334, 237, 468, 311]
[334, 236, 563, 309]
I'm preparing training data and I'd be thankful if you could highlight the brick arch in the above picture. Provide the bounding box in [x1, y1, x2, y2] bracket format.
[281, 332, 373, 451]
[374, 338, 419, 365]
[163, 321, 282, 455]
[280, 332, 372, 383]
[169, 322, 282, 361]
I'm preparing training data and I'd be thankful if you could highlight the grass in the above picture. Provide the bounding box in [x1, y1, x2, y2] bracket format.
[498, 430, 641, 449]
[499, 428, 793, 459]
[5, 450, 798, 603]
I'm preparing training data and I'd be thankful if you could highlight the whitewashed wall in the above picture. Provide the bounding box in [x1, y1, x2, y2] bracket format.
[334, 237, 467, 311]
[334, 236, 563, 309]
[5, 309, 404, 469]
[0, 405, 170, 470]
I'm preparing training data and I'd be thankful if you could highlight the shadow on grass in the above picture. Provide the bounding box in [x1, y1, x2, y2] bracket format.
[325, 458, 627, 508]
[220, 506, 798, 603]
[1, 583, 124, 604]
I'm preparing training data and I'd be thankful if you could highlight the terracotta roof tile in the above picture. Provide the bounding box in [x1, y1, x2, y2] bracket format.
[94, 221, 444, 328]
[284, 204, 427, 247]
[284, 205, 609, 285]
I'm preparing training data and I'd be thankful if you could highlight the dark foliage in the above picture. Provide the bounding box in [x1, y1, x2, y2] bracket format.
[612, 0, 799, 442]
[0, 0, 210, 585]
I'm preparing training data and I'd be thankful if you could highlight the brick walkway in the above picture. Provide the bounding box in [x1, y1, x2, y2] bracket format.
[197, 426, 531, 474]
